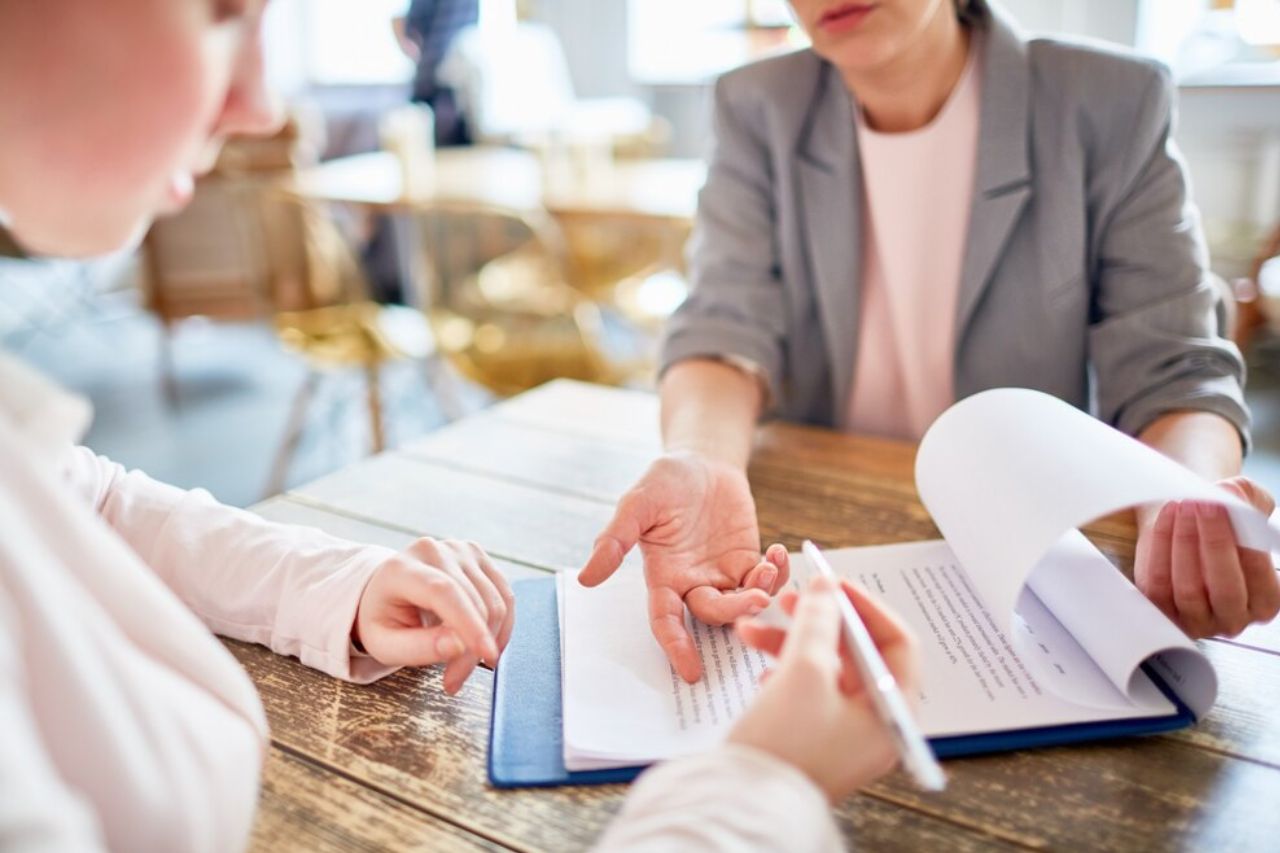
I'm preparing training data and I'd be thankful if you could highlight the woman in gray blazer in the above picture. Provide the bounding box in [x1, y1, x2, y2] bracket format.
[581, 0, 1280, 682]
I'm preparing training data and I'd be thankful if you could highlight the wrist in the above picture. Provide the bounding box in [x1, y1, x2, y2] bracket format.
[723, 736, 833, 799]
[663, 441, 749, 471]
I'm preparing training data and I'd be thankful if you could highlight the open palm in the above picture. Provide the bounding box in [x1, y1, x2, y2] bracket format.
[580, 452, 789, 681]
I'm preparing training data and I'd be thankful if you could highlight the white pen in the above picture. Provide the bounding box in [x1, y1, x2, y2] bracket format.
[800, 540, 947, 792]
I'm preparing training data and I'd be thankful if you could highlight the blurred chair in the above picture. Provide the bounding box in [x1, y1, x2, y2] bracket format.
[436, 21, 667, 156]
[256, 188, 460, 496]
[412, 201, 638, 396]
[554, 211, 691, 331]
[143, 176, 274, 403]
[145, 119, 463, 496]
[143, 116, 319, 402]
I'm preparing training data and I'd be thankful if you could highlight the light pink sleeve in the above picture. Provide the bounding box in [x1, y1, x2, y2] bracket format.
[595, 744, 844, 852]
[60, 446, 399, 684]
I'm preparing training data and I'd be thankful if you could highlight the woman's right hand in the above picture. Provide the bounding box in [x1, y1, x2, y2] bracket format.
[578, 451, 790, 683]
[731, 576, 921, 803]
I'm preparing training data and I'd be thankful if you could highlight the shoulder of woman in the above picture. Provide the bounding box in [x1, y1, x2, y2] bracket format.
[1025, 36, 1174, 117]
[711, 49, 829, 148]
[715, 49, 825, 110]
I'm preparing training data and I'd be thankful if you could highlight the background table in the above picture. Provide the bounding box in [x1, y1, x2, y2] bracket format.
[295, 148, 705, 223]
[294, 148, 703, 314]
[236, 380, 1280, 851]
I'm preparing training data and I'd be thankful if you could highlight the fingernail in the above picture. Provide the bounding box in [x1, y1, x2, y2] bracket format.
[759, 567, 778, 590]
[747, 602, 765, 616]
[436, 634, 464, 658]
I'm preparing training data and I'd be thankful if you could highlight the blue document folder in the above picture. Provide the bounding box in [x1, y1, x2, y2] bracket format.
[489, 576, 644, 787]
[488, 576, 1195, 788]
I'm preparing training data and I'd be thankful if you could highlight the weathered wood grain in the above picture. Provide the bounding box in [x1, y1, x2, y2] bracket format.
[252, 748, 507, 852]
[231, 632, 1280, 853]
[229, 640, 1026, 852]
[486, 380, 661, 450]
[398, 412, 654, 504]
[288, 454, 615, 574]
[1171, 640, 1280, 766]
[867, 737, 1280, 852]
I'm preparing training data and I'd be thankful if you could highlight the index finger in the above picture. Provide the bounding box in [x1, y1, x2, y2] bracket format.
[649, 585, 702, 682]
[399, 571, 499, 664]
[579, 490, 649, 588]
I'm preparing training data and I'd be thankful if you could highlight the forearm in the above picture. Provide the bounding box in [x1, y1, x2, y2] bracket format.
[660, 359, 764, 469]
[63, 447, 397, 681]
[1136, 410, 1243, 523]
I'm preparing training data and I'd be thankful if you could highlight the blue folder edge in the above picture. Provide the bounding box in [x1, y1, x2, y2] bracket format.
[488, 575, 1195, 788]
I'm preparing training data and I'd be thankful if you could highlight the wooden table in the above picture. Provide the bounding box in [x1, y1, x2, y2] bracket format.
[236, 380, 1280, 851]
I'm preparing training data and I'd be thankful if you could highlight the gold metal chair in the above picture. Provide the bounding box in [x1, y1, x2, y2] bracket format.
[256, 187, 455, 496]
[554, 210, 691, 332]
[410, 201, 637, 396]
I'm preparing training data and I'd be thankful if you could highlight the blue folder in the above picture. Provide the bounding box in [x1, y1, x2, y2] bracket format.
[488, 576, 1195, 788]
[489, 576, 644, 786]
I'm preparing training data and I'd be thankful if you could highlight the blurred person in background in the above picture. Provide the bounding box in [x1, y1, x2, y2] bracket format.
[394, 0, 479, 145]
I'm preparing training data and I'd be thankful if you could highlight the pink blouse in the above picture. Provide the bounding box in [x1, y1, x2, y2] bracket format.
[846, 39, 983, 440]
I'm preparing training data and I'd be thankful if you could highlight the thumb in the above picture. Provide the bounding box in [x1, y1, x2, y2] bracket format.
[580, 490, 650, 587]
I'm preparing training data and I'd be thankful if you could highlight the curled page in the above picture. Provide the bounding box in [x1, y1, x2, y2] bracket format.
[1022, 531, 1217, 717]
[915, 388, 1280, 718]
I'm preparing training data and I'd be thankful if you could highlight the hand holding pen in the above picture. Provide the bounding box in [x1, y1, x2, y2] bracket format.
[731, 546, 941, 802]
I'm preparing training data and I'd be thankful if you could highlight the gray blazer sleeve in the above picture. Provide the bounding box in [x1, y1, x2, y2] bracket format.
[1086, 65, 1250, 448]
[660, 77, 789, 403]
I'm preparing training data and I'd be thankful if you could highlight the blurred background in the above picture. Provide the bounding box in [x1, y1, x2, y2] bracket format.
[3, 0, 1280, 507]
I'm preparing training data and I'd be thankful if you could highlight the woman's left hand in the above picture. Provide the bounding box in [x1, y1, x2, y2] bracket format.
[1134, 476, 1280, 638]
[354, 538, 514, 694]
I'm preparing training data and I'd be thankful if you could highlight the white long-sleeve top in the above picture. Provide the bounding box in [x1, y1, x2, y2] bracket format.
[0, 352, 843, 852]
[596, 745, 844, 851]
[0, 354, 396, 852]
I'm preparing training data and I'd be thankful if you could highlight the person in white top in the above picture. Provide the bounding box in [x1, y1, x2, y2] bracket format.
[0, 1, 923, 850]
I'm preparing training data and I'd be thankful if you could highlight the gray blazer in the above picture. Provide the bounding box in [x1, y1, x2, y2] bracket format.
[661, 0, 1250, 444]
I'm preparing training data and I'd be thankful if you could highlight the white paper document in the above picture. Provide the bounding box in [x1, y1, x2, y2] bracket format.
[560, 570, 770, 770]
[560, 389, 1280, 770]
